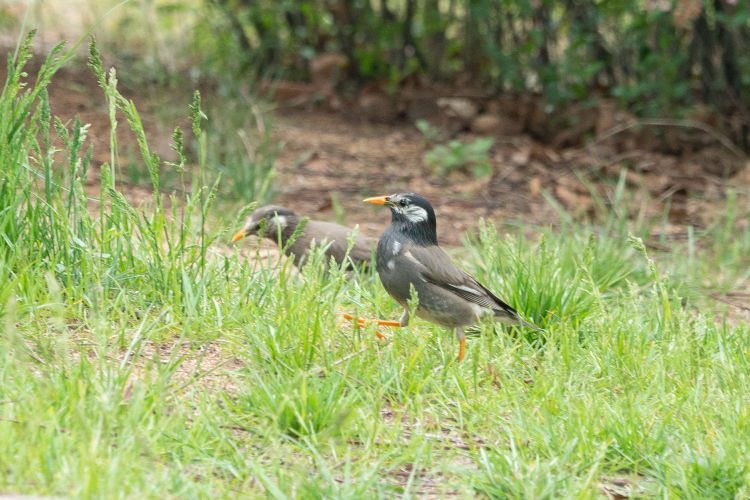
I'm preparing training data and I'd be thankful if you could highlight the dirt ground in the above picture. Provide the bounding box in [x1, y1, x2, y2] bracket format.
[7, 55, 750, 250]
[271, 108, 557, 245]
[269, 107, 749, 249]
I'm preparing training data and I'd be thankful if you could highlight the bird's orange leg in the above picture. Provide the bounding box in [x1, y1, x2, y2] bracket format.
[341, 313, 401, 339]
[458, 338, 466, 362]
[341, 313, 401, 328]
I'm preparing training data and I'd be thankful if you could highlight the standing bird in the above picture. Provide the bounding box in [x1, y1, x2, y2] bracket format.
[232, 205, 377, 271]
[355, 193, 541, 361]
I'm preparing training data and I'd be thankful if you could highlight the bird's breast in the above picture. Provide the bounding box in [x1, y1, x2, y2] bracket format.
[376, 235, 410, 290]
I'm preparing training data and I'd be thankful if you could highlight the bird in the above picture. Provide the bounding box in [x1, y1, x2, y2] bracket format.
[231, 205, 377, 271]
[352, 193, 541, 361]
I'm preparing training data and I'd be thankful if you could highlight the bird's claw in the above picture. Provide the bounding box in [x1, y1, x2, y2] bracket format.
[342, 313, 400, 327]
[341, 313, 367, 328]
[341, 313, 401, 339]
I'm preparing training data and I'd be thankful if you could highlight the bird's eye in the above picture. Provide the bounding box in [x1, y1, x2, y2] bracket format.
[399, 199, 408, 207]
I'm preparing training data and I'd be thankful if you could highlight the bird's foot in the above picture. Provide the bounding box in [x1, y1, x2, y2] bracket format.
[341, 313, 400, 339]
[458, 338, 466, 362]
[341, 313, 401, 328]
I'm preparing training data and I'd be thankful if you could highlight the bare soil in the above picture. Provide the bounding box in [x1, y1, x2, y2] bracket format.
[270, 106, 749, 248]
[8, 55, 748, 250]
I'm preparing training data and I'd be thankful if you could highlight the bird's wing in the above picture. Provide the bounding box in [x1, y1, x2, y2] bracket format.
[403, 243, 519, 318]
[307, 221, 375, 266]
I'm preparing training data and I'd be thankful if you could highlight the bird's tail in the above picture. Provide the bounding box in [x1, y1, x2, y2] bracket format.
[493, 307, 544, 334]
[517, 315, 544, 334]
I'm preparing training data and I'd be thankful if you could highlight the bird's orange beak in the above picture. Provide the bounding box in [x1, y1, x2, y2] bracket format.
[231, 230, 246, 243]
[364, 195, 389, 205]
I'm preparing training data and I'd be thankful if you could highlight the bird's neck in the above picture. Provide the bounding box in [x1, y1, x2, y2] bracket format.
[265, 215, 301, 244]
[390, 219, 438, 246]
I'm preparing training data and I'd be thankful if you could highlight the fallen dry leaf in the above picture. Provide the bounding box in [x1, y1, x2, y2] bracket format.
[529, 176, 542, 196]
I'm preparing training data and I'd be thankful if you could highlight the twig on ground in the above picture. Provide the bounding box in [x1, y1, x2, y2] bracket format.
[169, 358, 237, 395]
[710, 293, 750, 312]
[332, 346, 368, 367]
[401, 429, 485, 450]
[336, 369, 367, 386]
[589, 118, 746, 160]
[0, 417, 69, 433]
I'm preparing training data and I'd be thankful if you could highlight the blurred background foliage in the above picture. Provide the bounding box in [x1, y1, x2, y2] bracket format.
[3, 0, 749, 150]
[213, 0, 749, 150]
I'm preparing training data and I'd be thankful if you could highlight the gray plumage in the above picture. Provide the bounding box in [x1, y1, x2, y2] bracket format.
[370, 193, 541, 345]
[235, 205, 376, 271]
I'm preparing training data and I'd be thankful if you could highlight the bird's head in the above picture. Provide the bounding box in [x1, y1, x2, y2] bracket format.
[232, 205, 297, 243]
[364, 193, 438, 245]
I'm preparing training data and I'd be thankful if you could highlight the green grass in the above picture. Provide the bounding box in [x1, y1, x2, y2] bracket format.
[2, 35, 750, 498]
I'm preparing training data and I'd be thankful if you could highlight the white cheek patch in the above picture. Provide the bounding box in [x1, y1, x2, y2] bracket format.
[270, 215, 288, 230]
[387, 259, 395, 270]
[243, 216, 257, 232]
[403, 205, 428, 223]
